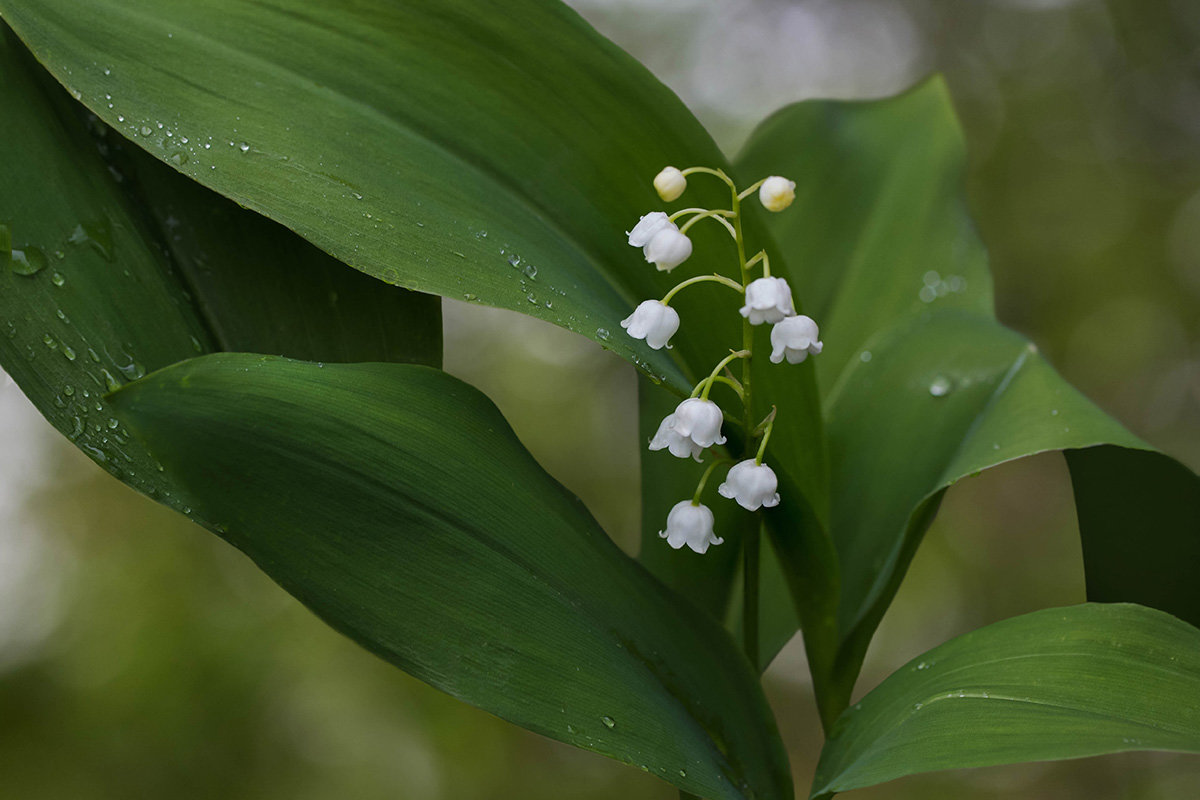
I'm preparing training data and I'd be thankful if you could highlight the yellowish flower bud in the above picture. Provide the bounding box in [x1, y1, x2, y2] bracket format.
[653, 166, 687, 202]
[759, 175, 796, 212]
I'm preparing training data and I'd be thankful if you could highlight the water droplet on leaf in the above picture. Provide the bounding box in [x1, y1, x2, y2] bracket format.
[928, 376, 952, 397]
[11, 246, 48, 275]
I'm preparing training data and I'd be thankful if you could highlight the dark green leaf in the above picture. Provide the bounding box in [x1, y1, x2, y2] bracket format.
[0, 26, 440, 503]
[109, 353, 794, 800]
[1, 0, 831, 591]
[812, 604, 1200, 798]
[735, 77, 1200, 721]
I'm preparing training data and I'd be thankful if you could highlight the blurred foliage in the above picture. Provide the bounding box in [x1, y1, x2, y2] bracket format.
[2, 0, 1198, 797]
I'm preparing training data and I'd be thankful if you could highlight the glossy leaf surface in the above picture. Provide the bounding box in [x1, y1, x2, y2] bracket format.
[109, 354, 794, 800]
[812, 604, 1200, 798]
[734, 78, 1200, 718]
[0, 26, 440, 505]
[0, 0, 830, 584]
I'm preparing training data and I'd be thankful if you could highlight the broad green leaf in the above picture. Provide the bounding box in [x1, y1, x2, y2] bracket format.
[108, 354, 794, 800]
[811, 604, 1200, 798]
[0, 0, 709, 386]
[734, 77, 1200, 720]
[0, 26, 440, 503]
[1, 0, 830, 595]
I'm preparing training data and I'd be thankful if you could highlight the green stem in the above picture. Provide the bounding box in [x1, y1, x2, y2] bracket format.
[755, 410, 776, 466]
[680, 166, 737, 191]
[692, 458, 732, 504]
[737, 178, 767, 200]
[729, 175, 762, 673]
[707, 374, 744, 402]
[661, 274, 744, 306]
[695, 350, 750, 400]
[678, 209, 737, 239]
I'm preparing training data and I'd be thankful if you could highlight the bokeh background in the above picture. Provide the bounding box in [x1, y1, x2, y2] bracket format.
[2, 0, 1199, 797]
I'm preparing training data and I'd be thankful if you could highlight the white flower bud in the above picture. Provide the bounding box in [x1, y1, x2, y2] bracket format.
[643, 226, 693, 272]
[627, 211, 671, 247]
[740, 276, 795, 325]
[621, 299, 680, 350]
[649, 398, 726, 460]
[718, 459, 781, 511]
[759, 175, 796, 212]
[653, 166, 687, 202]
[659, 500, 724, 554]
[770, 314, 824, 364]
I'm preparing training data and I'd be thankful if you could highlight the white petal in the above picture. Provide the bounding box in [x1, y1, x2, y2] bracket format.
[627, 212, 671, 247]
[644, 227, 693, 271]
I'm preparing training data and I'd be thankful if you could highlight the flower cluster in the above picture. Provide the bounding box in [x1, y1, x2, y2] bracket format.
[621, 165, 824, 554]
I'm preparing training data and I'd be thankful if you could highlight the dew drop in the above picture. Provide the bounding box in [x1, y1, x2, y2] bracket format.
[117, 359, 146, 380]
[11, 246, 48, 276]
[916, 661, 930, 670]
[463, 293, 476, 301]
[69, 220, 114, 260]
[523, 263, 538, 279]
[51, 272, 66, 287]
[1050, 409, 1059, 416]
[238, 142, 250, 153]
[596, 328, 611, 341]
[100, 368, 121, 392]
[928, 376, 952, 397]
[601, 716, 616, 729]
[62, 345, 76, 361]
[919, 285, 937, 303]
[859, 350, 872, 363]
[140, 125, 152, 136]
[922, 270, 941, 287]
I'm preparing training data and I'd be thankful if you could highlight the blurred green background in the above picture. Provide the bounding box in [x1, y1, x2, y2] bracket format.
[2, 0, 1198, 797]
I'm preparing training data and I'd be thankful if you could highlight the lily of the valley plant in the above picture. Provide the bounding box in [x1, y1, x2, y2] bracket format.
[1, 2, 1199, 799]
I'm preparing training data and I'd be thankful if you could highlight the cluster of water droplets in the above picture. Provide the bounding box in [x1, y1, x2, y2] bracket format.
[918, 269, 968, 304]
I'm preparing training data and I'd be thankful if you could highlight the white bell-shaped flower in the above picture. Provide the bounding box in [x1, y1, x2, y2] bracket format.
[621, 300, 680, 350]
[759, 175, 796, 212]
[740, 276, 795, 325]
[770, 314, 824, 364]
[671, 398, 726, 448]
[643, 226, 693, 271]
[649, 398, 726, 461]
[627, 212, 671, 247]
[659, 500, 724, 554]
[649, 414, 703, 461]
[653, 166, 687, 202]
[718, 459, 781, 511]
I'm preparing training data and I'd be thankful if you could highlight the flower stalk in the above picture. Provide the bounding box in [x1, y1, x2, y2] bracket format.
[623, 163, 824, 678]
